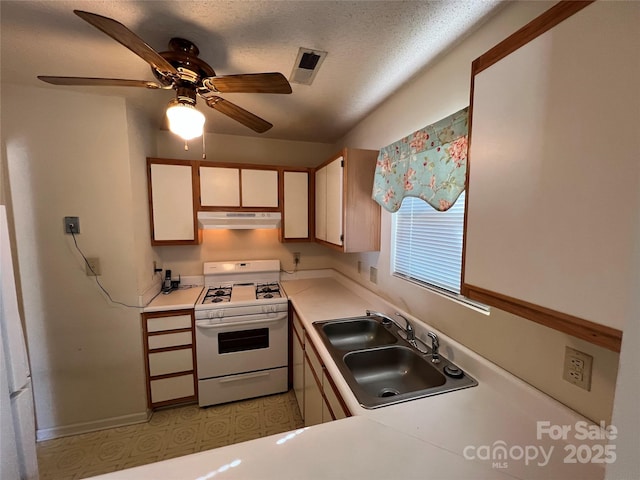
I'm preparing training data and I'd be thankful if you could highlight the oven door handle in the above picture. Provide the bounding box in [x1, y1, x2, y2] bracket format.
[218, 371, 272, 383]
[196, 315, 286, 329]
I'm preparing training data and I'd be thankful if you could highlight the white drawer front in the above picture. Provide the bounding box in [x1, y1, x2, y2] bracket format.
[149, 349, 193, 377]
[198, 367, 287, 407]
[150, 374, 194, 403]
[147, 314, 191, 332]
[148, 332, 192, 350]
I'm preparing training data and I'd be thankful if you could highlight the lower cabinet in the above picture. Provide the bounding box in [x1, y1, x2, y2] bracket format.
[292, 310, 305, 418]
[142, 309, 198, 409]
[292, 310, 350, 425]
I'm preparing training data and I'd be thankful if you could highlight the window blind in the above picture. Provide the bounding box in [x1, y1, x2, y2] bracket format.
[392, 191, 465, 293]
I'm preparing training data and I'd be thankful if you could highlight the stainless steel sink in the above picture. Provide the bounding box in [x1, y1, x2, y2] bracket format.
[320, 318, 397, 350]
[344, 346, 446, 397]
[313, 315, 477, 408]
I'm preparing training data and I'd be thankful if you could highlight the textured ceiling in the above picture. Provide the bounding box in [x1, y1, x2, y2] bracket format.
[0, 1, 503, 142]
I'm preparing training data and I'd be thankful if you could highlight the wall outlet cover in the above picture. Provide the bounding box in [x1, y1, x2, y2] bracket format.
[64, 216, 80, 234]
[369, 266, 378, 284]
[563, 346, 593, 391]
[85, 257, 101, 276]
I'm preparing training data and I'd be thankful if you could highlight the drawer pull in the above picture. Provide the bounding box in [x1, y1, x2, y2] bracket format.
[219, 371, 271, 383]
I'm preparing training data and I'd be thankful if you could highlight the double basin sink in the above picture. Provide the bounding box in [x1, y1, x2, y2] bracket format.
[313, 315, 477, 409]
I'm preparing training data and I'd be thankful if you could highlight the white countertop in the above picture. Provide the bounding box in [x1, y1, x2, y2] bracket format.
[142, 285, 203, 312]
[94, 271, 607, 479]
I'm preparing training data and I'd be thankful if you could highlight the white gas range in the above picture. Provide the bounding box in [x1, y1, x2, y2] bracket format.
[194, 260, 289, 407]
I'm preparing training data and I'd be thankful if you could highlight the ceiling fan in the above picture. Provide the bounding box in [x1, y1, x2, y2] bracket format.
[38, 10, 292, 137]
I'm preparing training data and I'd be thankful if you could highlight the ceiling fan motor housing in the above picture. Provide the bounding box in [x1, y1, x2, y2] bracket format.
[175, 86, 197, 105]
[152, 38, 216, 88]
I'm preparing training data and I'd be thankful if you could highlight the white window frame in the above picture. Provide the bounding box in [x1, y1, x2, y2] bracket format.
[391, 191, 489, 314]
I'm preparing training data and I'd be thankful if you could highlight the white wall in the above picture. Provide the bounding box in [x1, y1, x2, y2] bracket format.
[331, 0, 621, 423]
[125, 104, 162, 295]
[1, 86, 148, 437]
[156, 130, 335, 167]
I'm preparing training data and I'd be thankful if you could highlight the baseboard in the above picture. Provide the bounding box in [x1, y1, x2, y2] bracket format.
[36, 409, 151, 441]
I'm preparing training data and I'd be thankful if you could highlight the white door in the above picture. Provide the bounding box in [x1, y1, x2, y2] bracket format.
[0, 205, 38, 479]
[325, 157, 344, 246]
[283, 171, 309, 239]
[315, 167, 327, 241]
[200, 166, 241, 207]
[150, 163, 195, 241]
[241, 169, 279, 207]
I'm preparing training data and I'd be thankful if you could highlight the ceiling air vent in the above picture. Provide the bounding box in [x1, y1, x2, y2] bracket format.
[290, 47, 327, 85]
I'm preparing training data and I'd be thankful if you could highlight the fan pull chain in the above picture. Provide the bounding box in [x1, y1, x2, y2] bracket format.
[184, 140, 189, 151]
[202, 133, 207, 159]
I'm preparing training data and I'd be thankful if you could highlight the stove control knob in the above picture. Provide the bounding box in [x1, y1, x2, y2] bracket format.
[263, 305, 274, 314]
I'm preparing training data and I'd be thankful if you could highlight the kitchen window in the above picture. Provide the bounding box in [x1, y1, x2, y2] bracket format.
[391, 192, 488, 313]
[392, 191, 465, 292]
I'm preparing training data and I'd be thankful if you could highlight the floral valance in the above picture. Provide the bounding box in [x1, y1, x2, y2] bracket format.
[372, 107, 469, 212]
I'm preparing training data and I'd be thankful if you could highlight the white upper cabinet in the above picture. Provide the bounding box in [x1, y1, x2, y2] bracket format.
[283, 170, 309, 240]
[462, 1, 635, 351]
[241, 169, 279, 207]
[314, 149, 380, 252]
[199, 166, 240, 207]
[200, 165, 279, 209]
[315, 167, 327, 242]
[148, 159, 312, 244]
[324, 157, 344, 246]
[148, 160, 197, 244]
[315, 156, 343, 245]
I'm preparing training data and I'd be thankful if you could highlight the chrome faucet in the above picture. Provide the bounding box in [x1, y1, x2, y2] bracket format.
[427, 331, 440, 363]
[365, 310, 395, 325]
[395, 313, 414, 341]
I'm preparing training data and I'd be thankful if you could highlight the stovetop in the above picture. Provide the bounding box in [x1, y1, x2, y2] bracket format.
[196, 281, 285, 309]
[195, 259, 286, 312]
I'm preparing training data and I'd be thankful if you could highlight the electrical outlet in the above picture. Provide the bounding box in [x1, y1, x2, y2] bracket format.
[369, 266, 378, 284]
[64, 216, 80, 234]
[563, 346, 592, 391]
[85, 257, 101, 276]
[293, 252, 301, 265]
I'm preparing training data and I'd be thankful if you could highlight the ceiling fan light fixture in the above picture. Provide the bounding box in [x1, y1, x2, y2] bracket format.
[166, 100, 205, 140]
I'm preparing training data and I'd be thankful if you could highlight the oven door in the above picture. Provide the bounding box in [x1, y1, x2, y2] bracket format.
[195, 311, 288, 379]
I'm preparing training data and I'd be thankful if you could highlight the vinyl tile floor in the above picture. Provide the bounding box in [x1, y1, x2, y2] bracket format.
[37, 390, 304, 479]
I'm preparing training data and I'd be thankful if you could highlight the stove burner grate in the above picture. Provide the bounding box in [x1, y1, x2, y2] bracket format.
[203, 286, 232, 304]
[256, 282, 281, 300]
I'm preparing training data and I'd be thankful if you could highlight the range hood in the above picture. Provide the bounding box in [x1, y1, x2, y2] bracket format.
[197, 211, 282, 230]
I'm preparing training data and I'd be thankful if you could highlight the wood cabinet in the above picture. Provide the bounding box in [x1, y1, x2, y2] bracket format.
[147, 158, 312, 244]
[199, 164, 279, 209]
[242, 169, 279, 207]
[462, 1, 629, 351]
[281, 169, 312, 241]
[303, 339, 324, 426]
[142, 310, 198, 409]
[147, 158, 199, 245]
[314, 148, 380, 252]
[291, 311, 305, 417]
[199, 166, 240, 207]
[291, 309, 350, 426]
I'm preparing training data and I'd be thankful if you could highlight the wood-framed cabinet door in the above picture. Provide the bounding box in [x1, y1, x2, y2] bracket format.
[147, 158, 199, 245]
[324, 156, 344, 246]
[241, 169, 279, 207]
[199, 166, 241, 207]
[282, 170, 311, 241]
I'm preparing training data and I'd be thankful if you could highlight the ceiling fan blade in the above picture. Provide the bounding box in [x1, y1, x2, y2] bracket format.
[73, 10, 178, 76]
[204, 73, 292, 94]
[205, 96, 273, 133]
[38, 76, 161, 89]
